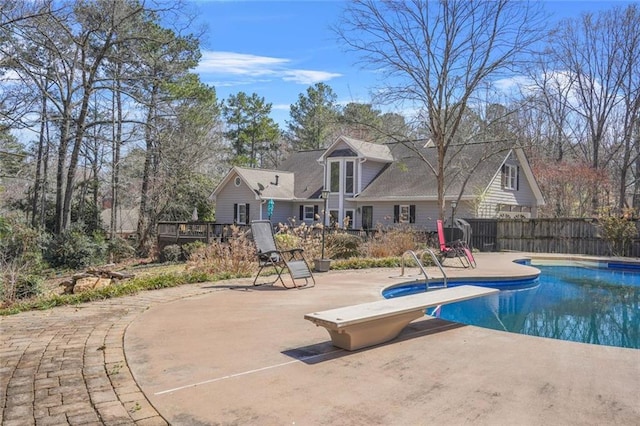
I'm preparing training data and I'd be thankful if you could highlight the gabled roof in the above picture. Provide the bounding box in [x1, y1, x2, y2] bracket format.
[211, 136, 544, 206]
[318, 135, 394, 163]
[512, 148, 545, 205]
[278, 149, 325, 199]
[210, 166, 295, 201]
[355, 141, 509, 201]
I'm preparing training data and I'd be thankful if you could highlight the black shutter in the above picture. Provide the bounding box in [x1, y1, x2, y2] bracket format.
[314, 205, 319, 219]
[393, 205, 399, 223]
[299, 205, 304, 220]
[501, 164, 506, 189]
[245, 204, 250, 223]
[516, 166, 520, 191]
[233, 203, 238, 224]
[409, 205, 416, 223]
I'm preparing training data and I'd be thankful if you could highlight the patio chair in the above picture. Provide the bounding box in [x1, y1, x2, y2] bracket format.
[454, 218, 477, 268]
[436, 219, 475, 268]
[250, 220, 315, 289]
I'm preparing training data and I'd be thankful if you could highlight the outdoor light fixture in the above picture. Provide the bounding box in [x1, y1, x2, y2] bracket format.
[321, 190, 330, 260]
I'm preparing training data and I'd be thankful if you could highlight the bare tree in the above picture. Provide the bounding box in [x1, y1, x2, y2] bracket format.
[336, 0, 546, 219]
[616, 5, 640, 209]
[551, 8, 632, 212]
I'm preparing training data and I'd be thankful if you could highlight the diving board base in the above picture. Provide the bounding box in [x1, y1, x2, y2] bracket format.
[305, 285, 499, 351]
[325, 310, 425, 351]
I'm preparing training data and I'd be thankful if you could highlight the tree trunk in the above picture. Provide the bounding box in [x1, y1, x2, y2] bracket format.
[31, 91, 47, 227]
[137, 84, 159, 256]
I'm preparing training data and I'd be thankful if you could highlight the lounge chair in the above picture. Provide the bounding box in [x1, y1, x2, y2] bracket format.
[436, 219, 475, 268]
[454, 218, 476, 268]
[250, 220, 315, 289]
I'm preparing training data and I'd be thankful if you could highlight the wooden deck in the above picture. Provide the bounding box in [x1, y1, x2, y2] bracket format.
[156, 222, 249, 249]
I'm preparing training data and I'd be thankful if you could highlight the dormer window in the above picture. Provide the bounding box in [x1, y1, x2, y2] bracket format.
[328, 159, 355, 194]
[345, 160, 354, 194]
[330, 161, 340, 192]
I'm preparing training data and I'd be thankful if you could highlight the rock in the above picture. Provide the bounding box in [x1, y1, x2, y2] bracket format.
[59, 280, 75, 295]
[73, 277, 99, 293]
[93, 277, 112, 290]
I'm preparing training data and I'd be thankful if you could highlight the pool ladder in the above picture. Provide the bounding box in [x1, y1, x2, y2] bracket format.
[401, 249, 448, 290]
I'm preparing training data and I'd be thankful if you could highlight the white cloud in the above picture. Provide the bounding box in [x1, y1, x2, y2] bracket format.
[282, 69, 342, 85]
[272, 103, 291, 111]
[197, 50, 341, 85]
[196, 51, 288, 76]
[493, 75, 535, 94]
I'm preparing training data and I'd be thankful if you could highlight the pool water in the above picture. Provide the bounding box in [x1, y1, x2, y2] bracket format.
[385, 264, 640, 349]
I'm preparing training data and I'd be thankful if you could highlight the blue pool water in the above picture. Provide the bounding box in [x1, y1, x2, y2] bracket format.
[383, 264, 640, 349]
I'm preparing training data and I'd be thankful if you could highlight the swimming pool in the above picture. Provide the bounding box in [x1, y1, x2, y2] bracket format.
[383, 262, 640, 349]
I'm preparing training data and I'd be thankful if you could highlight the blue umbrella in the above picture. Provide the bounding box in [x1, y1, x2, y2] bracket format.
[267, 199, 274, 219]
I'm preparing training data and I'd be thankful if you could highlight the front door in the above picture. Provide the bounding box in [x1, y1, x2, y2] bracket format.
[362, 206, 373, 230]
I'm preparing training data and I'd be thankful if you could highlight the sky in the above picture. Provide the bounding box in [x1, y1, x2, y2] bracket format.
[189, 0, 631, 128]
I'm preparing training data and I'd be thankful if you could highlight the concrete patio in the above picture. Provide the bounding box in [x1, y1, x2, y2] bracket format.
[125, 252, 639, 425]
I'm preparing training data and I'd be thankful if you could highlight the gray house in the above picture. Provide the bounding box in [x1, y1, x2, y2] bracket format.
[210, 136, 545, 230]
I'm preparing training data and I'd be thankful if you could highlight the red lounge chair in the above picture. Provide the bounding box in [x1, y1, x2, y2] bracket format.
[436, 219, 475, 268]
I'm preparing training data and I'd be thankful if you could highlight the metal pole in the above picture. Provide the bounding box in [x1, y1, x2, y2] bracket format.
[450, 202, 455, 241]
[321, 196, 327, 259]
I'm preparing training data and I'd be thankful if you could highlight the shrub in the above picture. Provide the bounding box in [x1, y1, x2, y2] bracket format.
[160, 244, 183, 263]
[0, 216, 48, 304]
[182, 241, 206, 259]
[597, 208, 638, 256]
[275, 222, 328, 260]
[186, 225, 255, 276]
[45, 225, 107, 269]
[326, 233, 362, 259]
[362, 225, 423, 258]
[107, 236, 136, 263]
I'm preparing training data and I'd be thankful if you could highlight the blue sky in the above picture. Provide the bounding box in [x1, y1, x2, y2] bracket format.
[190, 1, 630, 128]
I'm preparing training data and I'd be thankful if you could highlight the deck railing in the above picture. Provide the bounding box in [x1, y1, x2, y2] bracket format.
[157, 222, 249, 250]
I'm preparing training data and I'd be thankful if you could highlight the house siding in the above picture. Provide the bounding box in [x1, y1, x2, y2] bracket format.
[360, 161, 386, 193]
[477, 154, 538, 218]
[215, 175, 258, 223]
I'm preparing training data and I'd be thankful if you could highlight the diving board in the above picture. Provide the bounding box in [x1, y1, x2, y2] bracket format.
[304, 285, 499, 351]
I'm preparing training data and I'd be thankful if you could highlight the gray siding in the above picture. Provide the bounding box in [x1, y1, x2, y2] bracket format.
[215, 175, 257, 223]
[360, 161, 386, 193]
[477, 154, 537, 218]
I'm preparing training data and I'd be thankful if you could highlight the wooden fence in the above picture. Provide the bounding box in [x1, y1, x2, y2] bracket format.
[157, 218, 640, 257]
[467, 218, 640, 257]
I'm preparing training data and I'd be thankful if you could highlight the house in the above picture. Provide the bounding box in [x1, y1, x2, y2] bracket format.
[209, 136, 545, 230]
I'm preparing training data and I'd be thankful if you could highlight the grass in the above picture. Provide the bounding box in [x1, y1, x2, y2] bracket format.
[0, 268, 250, 316]
[1, 256, 417, 316]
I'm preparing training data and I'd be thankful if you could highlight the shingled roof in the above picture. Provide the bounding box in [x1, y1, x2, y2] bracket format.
[355, 141, 508, 200]
[213, 136, 526, 203]
[233, 167, 295, 200]
[276, 140, 510, 201]
[278, 149, 325, 199]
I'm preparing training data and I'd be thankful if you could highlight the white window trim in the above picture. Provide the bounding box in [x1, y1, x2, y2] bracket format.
[505, 164, 517, 190]
[329, 160, 340, 193]
[399, 205, 410, 223]
[344, 160, 355, 195]
[344, 209, 355, 229]
[303, 205, 315, 221]
[236, 204, 247, 224]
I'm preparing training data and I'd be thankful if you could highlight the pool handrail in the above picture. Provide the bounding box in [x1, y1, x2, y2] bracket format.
[401, 249, 448, 290]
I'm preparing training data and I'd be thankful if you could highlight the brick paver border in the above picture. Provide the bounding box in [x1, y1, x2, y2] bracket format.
[0, 282, 230, 425]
